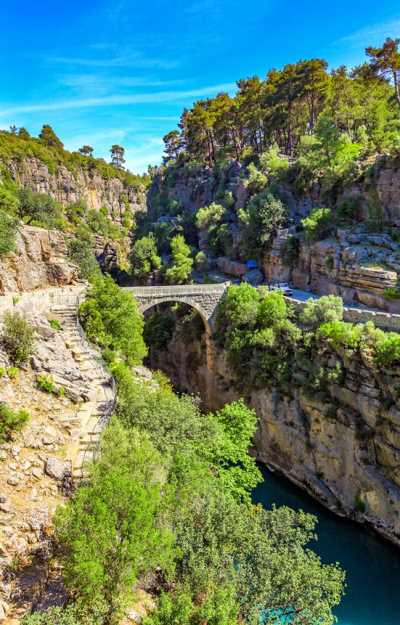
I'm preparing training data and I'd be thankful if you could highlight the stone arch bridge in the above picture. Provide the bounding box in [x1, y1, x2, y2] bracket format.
[124, 283, 230, 332]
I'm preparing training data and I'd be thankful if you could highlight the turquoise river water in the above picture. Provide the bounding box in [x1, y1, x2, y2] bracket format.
[253, 465, 400, 625]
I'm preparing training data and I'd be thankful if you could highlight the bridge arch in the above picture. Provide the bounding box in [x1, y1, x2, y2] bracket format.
[124, 283, 230, 334]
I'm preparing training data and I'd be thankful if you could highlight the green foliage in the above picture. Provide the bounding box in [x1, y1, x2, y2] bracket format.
[301, 207, 333, 242]
[0, 210, 18, 256]
[240, 189, 286, 256]
[79, 276, 147, 364]
[0, 402, 29, 443]
[131, 234, 161, 280]
[36, 374, 64, 396]
[22, 607, 83, 625]
[217, 286, 301, 389]
[300, 295, 344, 329]
[67, 231, 101, 281]
[86, 207, 124, 240]
[165, 235, 193, 284]
[49, 318, 62, 331]
[259, 144, 290, 176]
[39, 124, 64, 150]
[316, 320, 362, 351]
[2, 312, 35, 366]
[196, 202, 225, 229]
[7, 366, 19, 379]
[374, 332, 400, 366]
[55, 420, 173, 620]
[246, 162, 267, 191]
[0, 185, 19, 215]
[17, 188, 63, 228]
[282, 235, 300, 265]
[144, 312, 175, 349]
[384, 286, 400, 300]
[194, 250, 209, 271]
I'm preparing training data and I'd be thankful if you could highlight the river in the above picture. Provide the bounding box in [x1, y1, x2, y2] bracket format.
[253, 465, 400, 625]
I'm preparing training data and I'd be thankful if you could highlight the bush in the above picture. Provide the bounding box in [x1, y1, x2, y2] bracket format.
[3, 312, 35, 365]
[300, 295, 344, 329]
[259, 144, 289, 176]
[0, 402, 29, 443]
[196, 203, 225, 229]
[67, 232, 101, 281]
[165, 235, 193, 284]
[17, 188, 63, 228]
[301, 207, 333, 242]
[0, 186, 19, 215]
[22, 607, 82, 625]
[0, 210, 18, 256]
[49, 318, 62, 331]
[384, 287, 400, 300]
[131, 234, 161, 280]
[374, 332, 400, 366]
[316, 320, 362, 351]
[36, 374, 64, 396]
[79, 276, 147, 364]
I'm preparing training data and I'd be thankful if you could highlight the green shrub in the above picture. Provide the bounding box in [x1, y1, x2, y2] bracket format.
[0, 186, 19, 216]
[79, 275, 147, 364]
[300, 295, 344, 329]
[0, 402, 29, 443]
[22, 605, 87, 625]
[2, 312, 35, 365]
[49, 318, 62, 331]
[131, 234, 161, 280]
[374, 332, 400, 366]
[259, 144, 289, 176]
[384, 287, 400, 300]
[36, 374, 64, 395]
[0, 210, 18, 256]
[67, 232, 101, 282]
[316, 320, 362, 351]
[196, 202, 225, 229]
[7, 366, 19, 379]
[165, 235, 193, 284]
[301, 208, 333, 242]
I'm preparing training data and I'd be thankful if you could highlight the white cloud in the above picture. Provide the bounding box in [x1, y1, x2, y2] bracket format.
[51, 53, 179, 70]
[0, 83, 236, 117]
[336, 18, 400, 46]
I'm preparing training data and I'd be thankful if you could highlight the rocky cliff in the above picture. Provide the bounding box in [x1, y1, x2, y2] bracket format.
[7, 157, 146, 225]
[147, 313, 400, 547]
[0, 225, 127, 295]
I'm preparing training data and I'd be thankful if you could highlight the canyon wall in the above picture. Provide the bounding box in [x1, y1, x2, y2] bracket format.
[0, 225, 124, 295]
[148, 315, 400, 547]
[7, 157, 146, 224]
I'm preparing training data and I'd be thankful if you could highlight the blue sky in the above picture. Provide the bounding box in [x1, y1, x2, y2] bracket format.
[2, 0, 400, 172]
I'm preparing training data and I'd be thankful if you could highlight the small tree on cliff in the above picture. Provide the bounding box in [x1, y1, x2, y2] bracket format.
[110, 144, 126, 169]
[165, 235, 193, 284]
[79, 145, 94, 157]
[39, 124, 64, 149]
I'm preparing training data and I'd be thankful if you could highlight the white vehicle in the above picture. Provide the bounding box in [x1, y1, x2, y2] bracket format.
[269, 282, 293, 296]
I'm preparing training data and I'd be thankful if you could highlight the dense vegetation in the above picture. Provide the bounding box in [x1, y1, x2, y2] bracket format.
[138, 39, 400, 273]
[25, 276, 344, 625]
[163, 39, 400, 167]
[217, 284, 400, 393]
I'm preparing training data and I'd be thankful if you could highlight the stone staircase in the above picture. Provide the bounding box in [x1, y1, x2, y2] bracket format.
[50, 303, 116, 480]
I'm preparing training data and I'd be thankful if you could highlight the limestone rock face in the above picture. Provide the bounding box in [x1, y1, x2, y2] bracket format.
[0, 226, 78, 294]
[0, 225, 126, 294]
[290, 230, 400, 312]
[7, 157, 146, 224]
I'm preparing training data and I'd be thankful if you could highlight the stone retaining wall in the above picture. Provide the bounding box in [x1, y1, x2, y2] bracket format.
[0, 285, 86, 319]
[286, 296, 400, 332]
